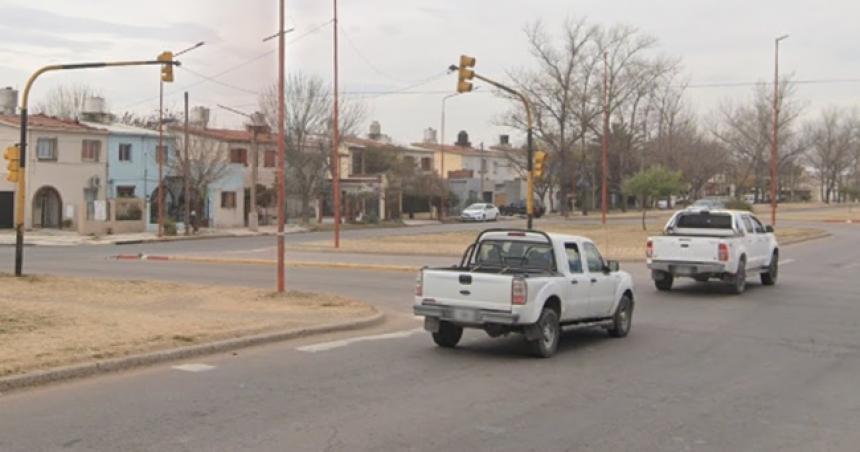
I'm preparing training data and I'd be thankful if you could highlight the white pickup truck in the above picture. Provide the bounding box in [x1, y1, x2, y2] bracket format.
[414, 229, 635, 358]
[646, 209, 779, 294]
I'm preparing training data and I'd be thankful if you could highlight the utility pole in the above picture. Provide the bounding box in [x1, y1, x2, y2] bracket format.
[276, 0, 287, 292]
[12, 57, 181, 276]
[771, 34, 789, 226]
[601, 50, 609, 225]
[184, 91, 190, 235]
[332, 0, 342, 248]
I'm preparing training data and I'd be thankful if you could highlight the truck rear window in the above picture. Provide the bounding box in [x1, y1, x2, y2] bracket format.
[474, 240, 555, 271]
[675, 213, 732, 229]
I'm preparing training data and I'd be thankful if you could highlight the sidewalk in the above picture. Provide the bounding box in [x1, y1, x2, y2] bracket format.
[0, 225, 308, 247]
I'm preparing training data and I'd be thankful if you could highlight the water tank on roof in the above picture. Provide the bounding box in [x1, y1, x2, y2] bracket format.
[456, 130, 470, 147]
[82, 96, 106, 114]
[0, 87, 17, 115]
[190, 106, 210, 128]
[369, 120, 381, 139]
[423, 127, 437, 144]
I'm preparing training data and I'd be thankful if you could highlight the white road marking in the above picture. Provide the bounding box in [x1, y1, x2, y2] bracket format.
[172, 363, 216, 372]
[297, 328, 423, 353]
[842, 262, 859, 270]
[779, 259, 795, 266]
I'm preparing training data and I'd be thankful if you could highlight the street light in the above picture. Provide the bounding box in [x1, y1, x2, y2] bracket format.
[157, 41, 205, 237]
[771, 34, 789, 226]
[439, 88, 478, 218]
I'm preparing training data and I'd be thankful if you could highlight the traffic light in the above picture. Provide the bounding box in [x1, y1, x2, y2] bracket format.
[457, 55, 476, 93]
[158, 51, 174, 82]
[4, 144, 20, 183]
[533, 150, 548, 178]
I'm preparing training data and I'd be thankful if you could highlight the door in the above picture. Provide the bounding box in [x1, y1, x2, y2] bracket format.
[582, 241, 618, 318]
[749, 215, 771, 266]
[563, 242, 591, 321]
[741, 215, 767, 267]
[0, 191, 12, 229]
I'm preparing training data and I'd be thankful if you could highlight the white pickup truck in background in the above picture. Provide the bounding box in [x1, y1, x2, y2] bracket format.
[414, 229, 635, 358]
[646, 209, 779, 294]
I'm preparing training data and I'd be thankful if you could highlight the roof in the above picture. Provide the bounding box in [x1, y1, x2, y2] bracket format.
[180, 126, 277, 144]
[344, 136, 434, 154]
[480, 230, 590, 244]
[79, 121, 161, 138]
[410, 142, 518, 158]
[0, 114, 105, 133]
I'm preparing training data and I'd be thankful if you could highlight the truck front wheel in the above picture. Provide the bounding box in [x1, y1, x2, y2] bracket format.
[432, 321, 463, 348]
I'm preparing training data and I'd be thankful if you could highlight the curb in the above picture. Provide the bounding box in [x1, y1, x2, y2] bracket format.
[0, 311, 385, 393]
[111, 254, 421, 273]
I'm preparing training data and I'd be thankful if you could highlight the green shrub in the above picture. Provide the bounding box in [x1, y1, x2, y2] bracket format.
[725, 199, 753, 211]
[163, 218, 178, 236]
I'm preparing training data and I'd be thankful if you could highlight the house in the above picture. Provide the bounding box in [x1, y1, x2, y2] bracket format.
[79, 97, 169, 232]
[0, 109, 114, 233]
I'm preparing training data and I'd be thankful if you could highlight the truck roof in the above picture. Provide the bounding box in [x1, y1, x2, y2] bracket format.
[679, 208, 758, 217]
[480, 230, 592, 244]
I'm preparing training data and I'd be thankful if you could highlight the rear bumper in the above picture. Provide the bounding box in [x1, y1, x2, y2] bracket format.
[648, 260, 728, 276]
[414, 304, 520, 325]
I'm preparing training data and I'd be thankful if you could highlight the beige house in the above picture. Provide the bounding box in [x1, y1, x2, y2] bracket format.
[0, 114, 116, 233]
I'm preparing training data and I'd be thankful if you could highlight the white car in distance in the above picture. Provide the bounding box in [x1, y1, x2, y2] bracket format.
[460, 203, 500, 222]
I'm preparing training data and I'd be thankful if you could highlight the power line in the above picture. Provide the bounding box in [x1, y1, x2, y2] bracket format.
[338, 23, 431, 84]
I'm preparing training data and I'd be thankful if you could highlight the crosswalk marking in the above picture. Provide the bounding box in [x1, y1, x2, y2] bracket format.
[172, 363, 216, 372]
[297, 328, 423, 353]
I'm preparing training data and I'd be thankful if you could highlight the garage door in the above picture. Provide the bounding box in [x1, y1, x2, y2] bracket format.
[0, 191, 12, 229]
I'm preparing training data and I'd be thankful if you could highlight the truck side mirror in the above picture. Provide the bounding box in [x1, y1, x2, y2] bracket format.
[765, 225, 774, 233]
[605, 260, 620, 273]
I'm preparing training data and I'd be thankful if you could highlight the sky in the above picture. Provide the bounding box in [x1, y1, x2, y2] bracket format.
[1, 0, 858, 148]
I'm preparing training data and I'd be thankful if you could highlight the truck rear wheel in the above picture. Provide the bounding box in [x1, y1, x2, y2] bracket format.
[654, 273, 673, 291]
[528, 308, 560, 358]
[432, 321, 463, 348]
[730, 257, 747, 294]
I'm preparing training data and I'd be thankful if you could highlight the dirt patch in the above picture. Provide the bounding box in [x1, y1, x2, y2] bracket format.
[0, 275, 375, 378]
[289, 224, 827, 262]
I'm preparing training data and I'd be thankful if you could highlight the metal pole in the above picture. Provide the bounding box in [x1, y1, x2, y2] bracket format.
[157, 79, 164, 237]
[250, 126, 259, 231]
[601, 51, 609, 225]
[527, 127, 534, 230]
[771, 36, 787, 225]
[332, 0, 341, 247]
[184, 91, 190, 236]
[440, 93, 458, 218]
[276, 0, 286, 292]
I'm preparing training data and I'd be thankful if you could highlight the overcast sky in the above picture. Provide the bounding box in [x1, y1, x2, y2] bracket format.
[1, 0, 858, 147]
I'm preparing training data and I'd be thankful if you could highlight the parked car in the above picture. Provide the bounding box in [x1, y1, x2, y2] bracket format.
[414, 229, 635, 357]
[687, 197, 727, 210]
[460, 203, 500, 222]
[646, 209, 779, 294]
[499, 199, 545, 218]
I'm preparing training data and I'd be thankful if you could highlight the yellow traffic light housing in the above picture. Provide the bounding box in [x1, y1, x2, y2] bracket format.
[4, 144, 20, 183]
[457, 55, 476, 93]
[533, 150, 548, 179]
[158, 51, 174, 82]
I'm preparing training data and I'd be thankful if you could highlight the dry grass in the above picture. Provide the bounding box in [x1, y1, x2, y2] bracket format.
[773, 204, 860, 222]
[0, 275, 374, 377]
[290, 224, 826, 262]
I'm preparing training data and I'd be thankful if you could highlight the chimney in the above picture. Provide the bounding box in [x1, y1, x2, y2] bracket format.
[0, 87, 17, 115]
[498, 134, 510, 147]
[423, 127, 438, 144]
[455, 130, 470, 147]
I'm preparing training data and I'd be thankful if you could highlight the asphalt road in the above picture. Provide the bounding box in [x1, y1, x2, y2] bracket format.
[1, 222, 859, 451]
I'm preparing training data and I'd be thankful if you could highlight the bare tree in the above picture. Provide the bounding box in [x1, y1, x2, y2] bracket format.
[169, 134, 231, 229]
[35, 84, 102, 119]
[803, 107, 858, 203]
[259, 72, 366, 223]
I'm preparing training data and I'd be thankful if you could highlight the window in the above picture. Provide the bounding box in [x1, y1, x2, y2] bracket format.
[264, 150, 276, 168]
[583, 242, 605, 273]
[156, 145, 168, 164]
[230, 148, 248, 165]
[565, 243, 583, 274]
[118, 143, 132, 162]
[82, 140, 101, 162]
[676, 213, 733, 229]
[420, 157, 432, 171]
[474, 239, 555, 272]
[36, 138, 57, 161]
[741, 216, 755, 234]
[221, 191, 237, 209]
[750, 216, 766, 233]
[117, 186, 136, 198]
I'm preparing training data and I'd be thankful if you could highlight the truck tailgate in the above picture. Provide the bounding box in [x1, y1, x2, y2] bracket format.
[651, 236, 721, 263]
[422, 270, 513, 311]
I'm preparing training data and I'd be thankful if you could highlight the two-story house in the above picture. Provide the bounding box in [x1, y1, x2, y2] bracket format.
[0, 112, 109, 233]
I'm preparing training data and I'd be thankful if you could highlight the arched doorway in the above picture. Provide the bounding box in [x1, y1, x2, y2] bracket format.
[32, 186, 63, 229]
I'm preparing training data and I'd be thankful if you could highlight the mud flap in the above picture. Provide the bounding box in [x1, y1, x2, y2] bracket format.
[523, 323, 542, 341]
[424, 317, 440, 333]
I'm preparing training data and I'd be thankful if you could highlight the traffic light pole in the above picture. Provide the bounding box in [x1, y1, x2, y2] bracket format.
[12, 59, 179, 276]
[471, 73, 535, 229]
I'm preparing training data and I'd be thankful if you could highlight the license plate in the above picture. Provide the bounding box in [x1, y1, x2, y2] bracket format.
[452, 308, 477, 323]
[673, 265, 695, 275]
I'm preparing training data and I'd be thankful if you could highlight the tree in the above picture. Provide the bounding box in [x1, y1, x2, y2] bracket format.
[35, 84, 103, 119]
[169, 134, 231, 230]
[259, 73, 366, 223]
[622, 166, 683, 230]
[802, 107, 858, 203]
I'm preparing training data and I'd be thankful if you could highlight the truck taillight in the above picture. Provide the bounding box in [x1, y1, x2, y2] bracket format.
[646, 240, 653, 258]
[718, 243, 729, 262]
[415, 270, 423, 297]
[511, 277, 527, 305]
